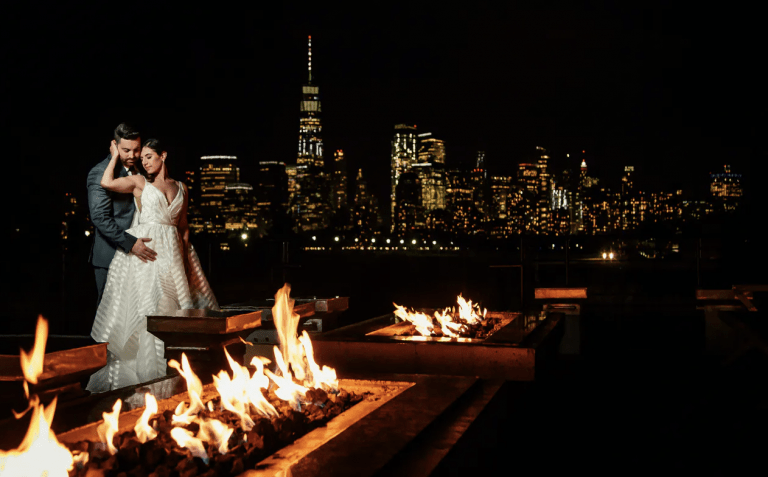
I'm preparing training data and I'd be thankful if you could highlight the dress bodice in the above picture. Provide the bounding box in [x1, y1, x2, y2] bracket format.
[139, 178, 184, 226]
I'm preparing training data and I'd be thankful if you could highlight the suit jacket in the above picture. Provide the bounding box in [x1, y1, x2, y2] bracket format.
[87, 155, 138, 268]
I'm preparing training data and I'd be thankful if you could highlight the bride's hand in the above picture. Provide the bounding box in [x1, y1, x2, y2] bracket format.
[110, 140, 118, 159]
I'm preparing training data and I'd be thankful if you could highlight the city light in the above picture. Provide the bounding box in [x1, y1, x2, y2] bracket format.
[386, 238, 391, 244]
[241, 233, 248, 240]
[609, 252, 614, 260]
[432, 240, 436, 245]
[372, 238, 376, 243]
[411, 239, 417, 245]
[334, 236, 339, 242]
[84, 231, 90, 237]
[400, 239, 404, 244]
[602, 252, 607, 259]
[312, 236, 316, 241]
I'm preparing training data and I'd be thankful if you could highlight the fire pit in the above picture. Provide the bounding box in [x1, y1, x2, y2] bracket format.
[2, 290, 510, 477]
[311, 301, 564, 381]
[0, 318, 107, 418]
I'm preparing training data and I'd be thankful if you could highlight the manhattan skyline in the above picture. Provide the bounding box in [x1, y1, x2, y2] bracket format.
[2, 3, 760, 233]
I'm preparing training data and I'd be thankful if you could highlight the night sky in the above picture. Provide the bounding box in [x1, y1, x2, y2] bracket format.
[3, 2, 762, 230]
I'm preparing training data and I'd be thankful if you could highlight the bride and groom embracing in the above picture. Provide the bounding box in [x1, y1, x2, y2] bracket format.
[85, 122, 219, 393]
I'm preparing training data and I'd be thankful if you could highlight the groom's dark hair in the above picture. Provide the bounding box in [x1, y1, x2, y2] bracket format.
[113, 123, 141, 144]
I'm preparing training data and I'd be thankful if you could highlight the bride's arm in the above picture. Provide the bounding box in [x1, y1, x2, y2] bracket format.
[178, 184, 192, 279]
[100, 141, 142, 193]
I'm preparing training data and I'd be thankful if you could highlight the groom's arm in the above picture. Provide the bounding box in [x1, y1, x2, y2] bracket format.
[87, 162, 137, 253]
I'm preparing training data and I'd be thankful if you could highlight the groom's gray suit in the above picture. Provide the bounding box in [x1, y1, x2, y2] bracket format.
[87, 155, 137, 305]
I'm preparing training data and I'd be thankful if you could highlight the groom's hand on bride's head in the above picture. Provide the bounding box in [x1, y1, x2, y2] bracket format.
[131, 237, 157, 263]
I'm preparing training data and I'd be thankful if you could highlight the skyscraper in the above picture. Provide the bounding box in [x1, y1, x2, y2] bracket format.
[517, 162, 538, 232]
[199, 155, 239, 234]
[394, 171, 423, 234]
[417, 133, 445, 164]
[352, 169, 380, 236]
[471, 151, 489, 215]
[292, 36, 330, 231]
[391, 124, 418, 230]
[255, 161, 289, 217]
[330, 149, 348, 210]
[297, 36, 323, 169]
[415, 132, 447, 213]
[710, 164, 742, 212]
[535, 147, 551, 234]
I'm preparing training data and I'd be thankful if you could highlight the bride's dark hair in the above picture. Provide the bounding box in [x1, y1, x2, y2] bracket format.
[142, 138, 166, 183]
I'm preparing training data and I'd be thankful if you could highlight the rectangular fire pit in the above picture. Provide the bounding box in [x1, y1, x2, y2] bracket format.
[0, 343, 107, 418]
[310, 311, 564, 381]
[147, 308, 262, 379]
[55, 373, 506, 477]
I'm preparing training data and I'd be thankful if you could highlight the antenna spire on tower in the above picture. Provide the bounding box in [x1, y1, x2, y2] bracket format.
[308, 35, 312, 83]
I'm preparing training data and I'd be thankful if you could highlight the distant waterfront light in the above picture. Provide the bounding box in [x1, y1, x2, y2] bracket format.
[85, 231, 91, 237]
[412, 239, 417, 245]
[241, 233, 248, 240]
[386, 238, 391, 244]
[400, 239, 404, 244]
[355, 238, 358, 242]
[609, 252, 614, 260]
[312, 236, 316, 241]
[372, 238, 376, 243]
[334, 236, 340, 242]
[432, 241, 436, 245]
[602, 252, 607, 259]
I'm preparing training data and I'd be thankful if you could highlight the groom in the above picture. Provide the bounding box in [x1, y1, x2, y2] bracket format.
[87, 122, 157, 305]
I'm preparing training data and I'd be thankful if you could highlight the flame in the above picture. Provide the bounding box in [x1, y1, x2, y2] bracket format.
[393, 295, 488, 337]
[170, 428, 209, 462]
[273, 284, 307, 382]
[198, 418, 233, 455]
[169, 354, 206, 425]
[298, 331, 338, 393]
[455, 294, 485, 324]
[433, 310, 462, 338]
[0, 316, 78, 477]
[267, 284, 338, 409]
[134, 393, 158, 444]
[393, 304, 434, 335]
[0, 397, 75, 477]
[97, 399, 122, 455]
[264, 346, 308, 409]
[20, 316, 48, 391]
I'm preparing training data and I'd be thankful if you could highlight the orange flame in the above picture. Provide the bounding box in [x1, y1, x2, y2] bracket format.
[273, 284, 307, 382]
[0, 316, 77, 476]
[198, 418, 233, 455]
[0, 396, 75, 477]
[393, 303, 434, 335]
[266, 284, 339, 409]
[168, 353, 206, 425]
[212, 348, 278, 431]
[97, 399, 122, 455]
[170, 428, 209, 462]
[134, 394, 158, 444]
[20, 316, 48, 396]
[393, 295, 488, 337]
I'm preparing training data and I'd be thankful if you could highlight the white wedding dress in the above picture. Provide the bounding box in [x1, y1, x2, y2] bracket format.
[86, 178, 219, 393]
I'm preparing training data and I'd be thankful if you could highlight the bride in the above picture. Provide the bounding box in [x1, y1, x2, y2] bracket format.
[86, 138, 219, 393]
